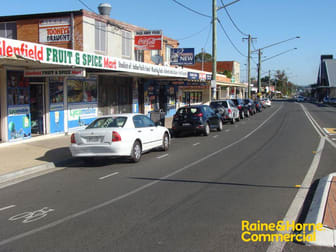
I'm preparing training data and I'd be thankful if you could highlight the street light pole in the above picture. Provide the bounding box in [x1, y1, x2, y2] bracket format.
[257, 49, 262, 95]
[211, 0, 217, 100]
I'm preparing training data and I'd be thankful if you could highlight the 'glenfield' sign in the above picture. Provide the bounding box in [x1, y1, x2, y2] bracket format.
[39, 18, 71, 43]
[0, 38, 188, 78]
[135, 30, 162, 50]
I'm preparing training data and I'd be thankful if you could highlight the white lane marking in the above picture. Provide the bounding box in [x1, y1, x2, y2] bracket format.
[0, 205, 15, 212]
[225, 129, 230, 132]
[213, 135, 219, 138]
[332, 138, 336, 141]
[266, 103, 326, 252]
[0, 103, 283, 247]
[99, 172, 119, 180]
[193, 142, 200, 146]
[8, 207, 55, 224]
[157, 154, 168, 159]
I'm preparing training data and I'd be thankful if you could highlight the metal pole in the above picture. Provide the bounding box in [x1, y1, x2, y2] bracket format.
[212, 0, 217, 100]
[268, 70, 271, 96]
[257, 49, 261, 96]
[202, 48, 204, 71]
[247, 34, 251, 98]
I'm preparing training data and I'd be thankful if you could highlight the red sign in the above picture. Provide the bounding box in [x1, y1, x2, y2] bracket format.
[134, 35, 162, 50]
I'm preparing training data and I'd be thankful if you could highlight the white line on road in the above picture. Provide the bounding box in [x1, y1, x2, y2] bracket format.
[98, 172, 119, 180]
[225, 129, 230, 132]
[332, 138, 336, 141]
[0, 205, 15, 212]
[213, 135, 219, 138]
[193, 142, 200, 146]
[0, 103, 283, 248]
[157, 154, 168, 159]
[266, 103, 326, 252]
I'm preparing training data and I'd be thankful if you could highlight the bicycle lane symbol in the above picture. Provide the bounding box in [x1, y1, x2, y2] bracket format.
[8, 207, 55, 224]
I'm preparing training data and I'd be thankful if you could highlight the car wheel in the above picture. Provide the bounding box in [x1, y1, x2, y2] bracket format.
[217, 120, 223, 131]
[161, 133, 169, 151]
[241, 112, 245, 120]
[130, 140, 142, 163]
[203, 123, 210, 136]
[246, 111, 250, 117]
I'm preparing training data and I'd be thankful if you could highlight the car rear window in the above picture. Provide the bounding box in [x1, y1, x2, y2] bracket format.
[86, 117, 127, 129]
[177, 107, 200, 115]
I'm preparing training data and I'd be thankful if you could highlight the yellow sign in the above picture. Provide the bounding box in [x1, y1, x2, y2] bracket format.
[324, 128, 336, 134]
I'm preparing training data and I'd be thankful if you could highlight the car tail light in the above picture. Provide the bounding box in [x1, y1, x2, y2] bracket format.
[71, 133, 76, 144]
[112, 131, 122, 142]
[173, 114, 178, 120]
[238, 105, 242, 109]
[197, 113, 203, 117]
[228, 109, 232, 114]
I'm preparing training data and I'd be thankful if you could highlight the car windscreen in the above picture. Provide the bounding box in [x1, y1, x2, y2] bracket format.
[86, 117, 127, 129]
[177, 107, 200, 115]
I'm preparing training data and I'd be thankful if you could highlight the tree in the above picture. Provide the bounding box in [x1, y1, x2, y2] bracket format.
[195, 52, 212, 63]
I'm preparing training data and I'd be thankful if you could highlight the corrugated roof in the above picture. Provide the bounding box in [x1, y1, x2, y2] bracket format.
[325, 59, 336, 87]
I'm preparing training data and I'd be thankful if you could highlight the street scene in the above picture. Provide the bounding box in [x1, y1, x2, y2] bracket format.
[0, 0, 336, 251]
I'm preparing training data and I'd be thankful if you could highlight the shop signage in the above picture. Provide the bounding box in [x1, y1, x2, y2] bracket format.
[39, 18, 71, 43]
[188, 72, 199, 80]
[24, 68, 85, 77]
[170, 48, 195, 65]
[0, 38, 188, 78]
[206, 74, 212, 81]
[135, 30, 162, 50]
[199, 73, 206, 81]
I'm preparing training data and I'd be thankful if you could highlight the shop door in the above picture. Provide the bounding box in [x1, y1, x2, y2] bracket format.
[30, 84, 44, 135]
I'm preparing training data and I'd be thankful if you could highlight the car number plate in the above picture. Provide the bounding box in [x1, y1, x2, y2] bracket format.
[87, 136, 100, 142]
[182, 123, 191, 126]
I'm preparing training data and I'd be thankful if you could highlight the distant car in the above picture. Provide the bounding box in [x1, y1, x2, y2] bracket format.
[210, 100, 240, 124]
[244, 99, 256, 115]
[254, 100, 263, 112]
[70, 114, 170, 163]
[172, 105, 223, 137]
[296, 96, 305, 102]
[232, 98, 249, 119]
[263, 98, 272, 107]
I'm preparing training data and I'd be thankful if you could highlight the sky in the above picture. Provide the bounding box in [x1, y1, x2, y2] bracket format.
[0, 0, 335, 86]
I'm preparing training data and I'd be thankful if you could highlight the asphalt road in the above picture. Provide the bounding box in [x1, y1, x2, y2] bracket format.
[0, 101, 335, 252]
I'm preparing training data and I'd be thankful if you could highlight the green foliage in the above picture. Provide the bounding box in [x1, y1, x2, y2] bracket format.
[195, 52, 212, 62]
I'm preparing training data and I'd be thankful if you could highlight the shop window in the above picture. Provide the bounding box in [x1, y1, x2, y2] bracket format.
[182, 91, 203, 104]
[67, 78, 97, 103]
[49, 78, 64, 104]
[95, 20, 106, 53]
[122, 30, 132, 58]
[0, 22, 17, 39]
[7, 71, 29, 106]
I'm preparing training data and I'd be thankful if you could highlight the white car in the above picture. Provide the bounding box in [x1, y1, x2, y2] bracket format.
[264, 98, 271, 107]
[70, 113, 170, 162]
[296, 96, 305, 102]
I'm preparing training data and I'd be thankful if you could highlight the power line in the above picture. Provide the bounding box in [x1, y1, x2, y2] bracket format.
[78, 0, 96, 13]
[176, 23, 211, 41]
[220, 0, 248, 36]
[217, 18, 246, 57]
[171, 0, 211, 18]
[203, 22, 212, 49]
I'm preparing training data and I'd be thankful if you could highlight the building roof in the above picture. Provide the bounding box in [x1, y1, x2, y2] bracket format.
[187, 61, 234, 73]
[325, 59, 336, 87]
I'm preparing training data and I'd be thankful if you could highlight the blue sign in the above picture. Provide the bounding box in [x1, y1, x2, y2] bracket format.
[188, 72, 199, 80]
[206, 74, 212, 81]
[170, 48, 195, 65]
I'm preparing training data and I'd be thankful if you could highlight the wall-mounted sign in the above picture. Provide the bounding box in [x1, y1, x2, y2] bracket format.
[39, 18, 71, 43]
[188, 72, 199, 80]
[24, 68, 85, 77]
[170, 48, 195, 65]
[0, 37, 188, 78]
[135, 30, 162, 50]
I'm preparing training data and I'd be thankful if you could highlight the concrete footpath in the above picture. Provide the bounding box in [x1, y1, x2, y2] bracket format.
[0, 134, 71, 184]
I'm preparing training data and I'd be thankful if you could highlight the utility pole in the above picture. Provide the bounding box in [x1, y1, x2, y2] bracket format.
[211, 0, 217, 100]
[247, 34, 251, 98]
[257, 49, 261, 96]
[201, 48, 204, 71]
[268, 70, 271, 96]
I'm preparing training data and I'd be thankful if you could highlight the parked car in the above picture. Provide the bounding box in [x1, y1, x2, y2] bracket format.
[172, 105, 223, 137]
[232, 98, 249, 119]
[210, 100, 240, 124]
[254, 100, 263, 112]
[264, 98, 272, 107]
[70, 114, 170, 163]
[243, 99, 256, 115]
